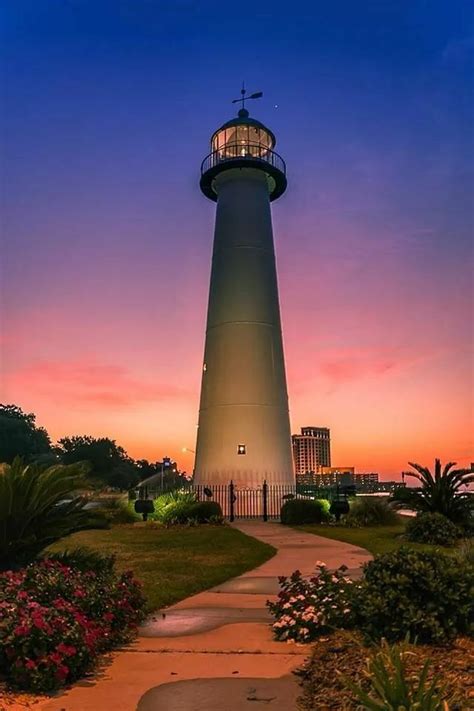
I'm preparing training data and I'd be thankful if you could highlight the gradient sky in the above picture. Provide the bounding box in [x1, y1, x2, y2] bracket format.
[1, 1, 473, 477]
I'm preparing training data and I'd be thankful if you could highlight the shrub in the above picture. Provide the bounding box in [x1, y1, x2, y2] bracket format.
[0, 458, 106, 570]
[355, 547, 474, 643]
[343, 637, 447, 710]
[344, 496, 399, 527]
[188, 501, 223, 523]
[267, 563, 360, 643]
[280, 498, 330, 525]
[406, 512, 462, 546]
[94, 497, 140, 525]
[0, 554, 146, 692]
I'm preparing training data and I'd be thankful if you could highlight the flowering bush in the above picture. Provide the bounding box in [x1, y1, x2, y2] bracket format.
[267, 562, 361, 643]
[0, 554, 146, 691]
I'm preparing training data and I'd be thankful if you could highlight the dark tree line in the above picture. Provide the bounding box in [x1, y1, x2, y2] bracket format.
[0, 404, 184, 490]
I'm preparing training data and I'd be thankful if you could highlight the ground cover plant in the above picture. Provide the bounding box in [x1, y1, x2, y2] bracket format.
[0, 553, 146, 692]
[48, 524, 275, 611]
[406, 511, 462, 546]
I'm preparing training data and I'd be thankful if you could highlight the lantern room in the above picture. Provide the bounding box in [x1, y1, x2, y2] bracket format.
[200, 108, 287, 202]
[211, 108, 275, 159]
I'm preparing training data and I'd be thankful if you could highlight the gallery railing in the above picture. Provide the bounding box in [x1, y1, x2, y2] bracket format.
[201, 143, 286, 176]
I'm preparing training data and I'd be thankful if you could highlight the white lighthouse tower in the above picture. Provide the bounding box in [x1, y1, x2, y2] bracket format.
[194, 90, 294, 487]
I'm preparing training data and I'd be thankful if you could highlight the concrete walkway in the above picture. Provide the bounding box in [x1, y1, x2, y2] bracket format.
[40, 522, 371, 711]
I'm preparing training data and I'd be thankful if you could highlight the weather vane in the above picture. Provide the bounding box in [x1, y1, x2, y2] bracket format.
[232, 82, 263, 110]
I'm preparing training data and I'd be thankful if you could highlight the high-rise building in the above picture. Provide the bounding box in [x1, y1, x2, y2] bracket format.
[292, 427, 331, 476]
[194, 94, 294, 486]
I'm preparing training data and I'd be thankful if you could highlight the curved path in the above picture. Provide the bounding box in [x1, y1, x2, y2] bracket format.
[41, 522, 371, 711]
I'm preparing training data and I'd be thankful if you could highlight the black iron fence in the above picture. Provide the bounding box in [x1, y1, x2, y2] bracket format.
[136, 481, 351, 521]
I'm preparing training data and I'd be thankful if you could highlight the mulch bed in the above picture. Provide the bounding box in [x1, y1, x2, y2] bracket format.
[0, 683, 43, 710]
[296, 631, 474, 710]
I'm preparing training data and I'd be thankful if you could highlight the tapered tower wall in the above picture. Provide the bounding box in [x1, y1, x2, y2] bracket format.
[194, 167, 294, 485]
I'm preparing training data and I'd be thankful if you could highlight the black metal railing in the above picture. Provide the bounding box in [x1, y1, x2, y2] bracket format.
[137, 481, 348, 521]
[201, 143, 286, 176]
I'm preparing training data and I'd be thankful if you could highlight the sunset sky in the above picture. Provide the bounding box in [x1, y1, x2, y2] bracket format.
[1, 1, 473, 477]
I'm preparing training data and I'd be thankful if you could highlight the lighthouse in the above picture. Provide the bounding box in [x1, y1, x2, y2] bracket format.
[194, 91, 294, 487]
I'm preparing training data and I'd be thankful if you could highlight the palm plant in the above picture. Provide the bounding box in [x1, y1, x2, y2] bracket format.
[0, 457, 106, 569]
[391, 459, 474, 525]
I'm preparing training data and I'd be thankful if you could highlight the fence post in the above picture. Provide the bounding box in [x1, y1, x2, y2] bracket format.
[229, 481, 235, 522]
[262, 480, 268, 522]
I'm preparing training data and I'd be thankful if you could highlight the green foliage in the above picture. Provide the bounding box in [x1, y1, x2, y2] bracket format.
[344, 497, 400, 527]
[0, 404, 52, 464]
[152, 490, 197, 522]
[343, 638, 447, 711]
[355, 548, 474, 643]
[94, 497, 140, 524]
[0, 458, 106, 569]
[406, 512, 462, 546]
[391, 459, 474, 525]
[280, 498, 330, 525]
[156, 493, 223, 525]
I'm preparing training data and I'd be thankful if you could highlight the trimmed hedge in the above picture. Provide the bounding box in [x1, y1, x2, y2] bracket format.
[280, 498, 330, 525]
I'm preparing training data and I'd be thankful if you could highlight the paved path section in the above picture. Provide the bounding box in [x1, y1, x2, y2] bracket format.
[40, 522, 371, 711]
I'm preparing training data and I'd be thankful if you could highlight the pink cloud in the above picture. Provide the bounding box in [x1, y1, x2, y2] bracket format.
[288, 346, 434, 391]
[5, 360, 191, 408]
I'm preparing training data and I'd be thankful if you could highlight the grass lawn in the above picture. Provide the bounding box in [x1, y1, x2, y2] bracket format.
[296, 517, 456, 557]
[48, 524, 275, 612]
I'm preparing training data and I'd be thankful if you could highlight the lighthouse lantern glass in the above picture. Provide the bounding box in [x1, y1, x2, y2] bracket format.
[212, 124, 273, 160]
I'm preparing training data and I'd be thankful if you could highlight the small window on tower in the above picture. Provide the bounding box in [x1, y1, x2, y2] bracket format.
[237, 444, 246, 455]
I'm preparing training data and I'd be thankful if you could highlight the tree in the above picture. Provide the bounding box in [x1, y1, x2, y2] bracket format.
[106, 460, 140, 490]
[57, 435, 125, 477]
[391, 459, 474, 525]
[0, 404, 52, 464]
[0, 458, 105, 569]
[56, 435, 140, 490]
